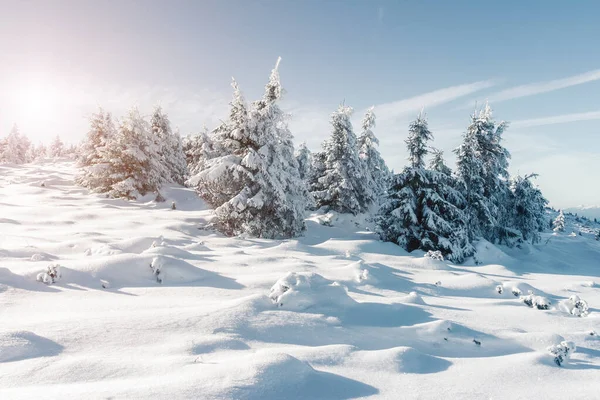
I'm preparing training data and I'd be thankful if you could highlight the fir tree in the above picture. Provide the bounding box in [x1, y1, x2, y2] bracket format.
[0, 124, 31, 164]
[49, 135, 64, 157]
[357, 107, 391, 202]
[295, 142, 313, 181]
[191, 58, 308, 238]
[553, 210, 566, 232]
[151, 107, 188, 185]
[454, 103, 513, 243]
[511, 174, 548, 243]
[311, 104, 373, 214]
[377, 113, 473, 263]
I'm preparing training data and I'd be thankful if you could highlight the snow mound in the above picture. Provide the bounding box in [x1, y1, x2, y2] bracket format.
[400, 291, 427, 305]
[220, 352, 377, 399]
[191, 336, 250, 354]
[0, 331, 63, 363]
[269, 272, 356, 311]
[351, 346, 451, 374]
[70, 254, 208, 287]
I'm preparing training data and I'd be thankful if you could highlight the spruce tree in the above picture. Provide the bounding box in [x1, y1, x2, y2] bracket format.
[553, 210, 566, 232]
[191, 58, 308, 238]
[311, 104, 373, 214]
[511, 173, 548, 243]
[49, 135, 64, 158]
[151, 107, 188, 185]
[455, 103, 513, 243]
[295, 142, 313, 181]
[357, 107, 391, 202]
[377, 113, 473, 263]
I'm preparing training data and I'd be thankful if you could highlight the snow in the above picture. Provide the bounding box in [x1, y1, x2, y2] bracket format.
[1, 161, 600, 399]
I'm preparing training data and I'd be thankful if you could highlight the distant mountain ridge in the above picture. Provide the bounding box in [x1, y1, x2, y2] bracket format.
[564, 205, 600, 220]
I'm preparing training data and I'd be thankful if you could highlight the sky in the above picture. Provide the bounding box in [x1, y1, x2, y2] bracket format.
[0, 0, 599, 209]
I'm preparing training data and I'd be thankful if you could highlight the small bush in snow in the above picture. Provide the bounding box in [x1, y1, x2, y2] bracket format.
[36, 264, 61, 285]
[561, 295, 590, 317]
[511, 287, 522, 297]
[521, 293, 550, 310]
[150, 257, 163, 283]
[424, 250, 444, 261]
[547, 341, 576, 367]
[496, 285, 503, 294]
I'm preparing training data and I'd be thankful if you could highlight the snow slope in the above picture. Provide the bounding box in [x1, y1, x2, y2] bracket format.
[1, 161, 599, 399]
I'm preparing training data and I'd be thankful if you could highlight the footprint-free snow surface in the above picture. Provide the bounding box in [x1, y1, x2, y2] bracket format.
[1, 161, 599, 399]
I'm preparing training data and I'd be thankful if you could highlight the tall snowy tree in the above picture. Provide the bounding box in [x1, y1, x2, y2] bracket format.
[310, 105, 373, 214]
[76, 108, 117, 191]
[377, 113, 473, 263]
[48, 135, 64, 157]
[295, 142, 313, 181]
[0, 124, 31, 164]
[357, 107, 391, 202]
[510, 173, 548, 243]
[454, 103, 513, 243]
[151, 107, 188, 185]
[191, 58, 308, 238]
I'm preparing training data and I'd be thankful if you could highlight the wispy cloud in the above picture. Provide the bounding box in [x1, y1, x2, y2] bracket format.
[374, 80, 495, 123]
[488, 69, 600, 103]
[511, 110, 600, 128]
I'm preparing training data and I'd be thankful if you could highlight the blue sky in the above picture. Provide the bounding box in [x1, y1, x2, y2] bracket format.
[0, 0, 599, 208]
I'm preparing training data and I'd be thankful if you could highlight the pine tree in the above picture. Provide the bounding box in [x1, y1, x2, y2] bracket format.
[377, 113, 473, 263]
[77, 108, 117, 191]
[553, 210, 566, 232]
[151, 107, 188, 185]
[357, 107, 391, 201]
[310, 104, 373, 214]
[191, 58, 308, 238]
[454, 103, 513, 243]
[511, 174, 549, 243]
[295, 142, 313, 181]
[0, 125, 31, 164]
[49, 135, 64, 157]
[183, 128, 215, 176]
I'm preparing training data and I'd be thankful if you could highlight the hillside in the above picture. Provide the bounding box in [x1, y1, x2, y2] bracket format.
[1, 161, 599, 399]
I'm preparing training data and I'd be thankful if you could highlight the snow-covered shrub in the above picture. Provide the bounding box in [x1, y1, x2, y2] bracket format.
[424, 250, 444, 261]
[547, 341, 576, 367]
[269, 272, 354, 311]
[560, 295, 590, 317]
[521, 293, 550, 310]
[150, 257, 163, 284]
[511, 287, 522, 297]
[496, 285, 503, 294]
[36, 264, 61, 285]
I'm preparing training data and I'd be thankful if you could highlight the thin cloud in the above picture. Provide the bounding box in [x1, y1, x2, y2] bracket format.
[489, 69, 600, 103]
[374, 80, 495, 123]
[511, 110, 600, 128]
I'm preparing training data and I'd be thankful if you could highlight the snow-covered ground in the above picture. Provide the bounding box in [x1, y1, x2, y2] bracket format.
[1, 161, 599, 399]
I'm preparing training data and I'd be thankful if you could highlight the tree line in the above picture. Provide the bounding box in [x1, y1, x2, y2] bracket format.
[75, 58, 548, 263]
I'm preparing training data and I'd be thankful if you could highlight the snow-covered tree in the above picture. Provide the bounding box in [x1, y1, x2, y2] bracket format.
[151, 107, 188, 185]
[183, 128, 216, 176]
[190, 58, 308, 238]
[510, 173, 548, 243]
[0, 124, 31, 164]
[76, 109, 117, 191]
[357, 107, 391, 201]
[454, 104, 513, 243]
[295, 142, 313, 181]
[429, 148, 452, 176]
[377, 113, 473, 263]
[310, 104, 373, 214]
[553, 210, 566, 232]
[48, 135, 64, 157]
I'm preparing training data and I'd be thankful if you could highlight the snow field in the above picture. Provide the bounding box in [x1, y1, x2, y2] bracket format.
[1, 161, 599, 399]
